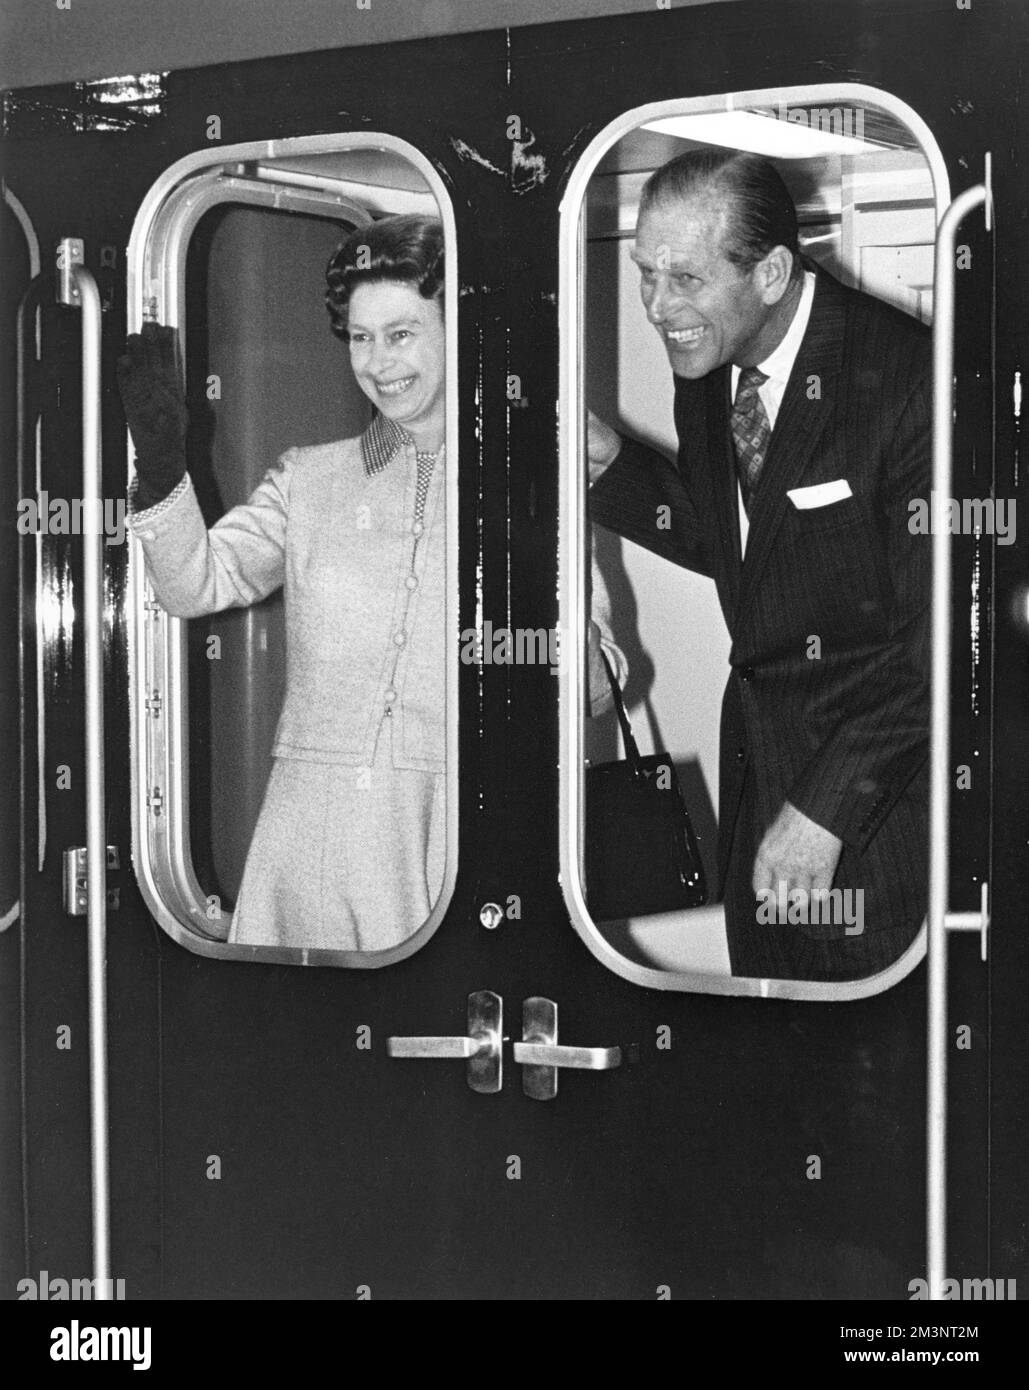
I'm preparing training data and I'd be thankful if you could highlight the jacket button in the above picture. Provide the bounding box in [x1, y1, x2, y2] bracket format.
[739, 666, 754, 682]
[736, 747, 746, 762]
[393, 631, 407, 647]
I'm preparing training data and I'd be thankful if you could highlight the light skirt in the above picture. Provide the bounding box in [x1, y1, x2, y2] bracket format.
[228, 726, 445, 952]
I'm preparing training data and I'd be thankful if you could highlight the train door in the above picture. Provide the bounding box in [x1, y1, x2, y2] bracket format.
[510, 2, 1009, 1299]
[5, 2, 1022, 1302]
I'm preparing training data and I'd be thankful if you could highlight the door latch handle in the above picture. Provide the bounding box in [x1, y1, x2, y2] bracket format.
[512, 1042, 621, 1069]
[387, 1036, 481, 1060]
[387, 990, 502, 1094]
[514, 997, 621, 1100]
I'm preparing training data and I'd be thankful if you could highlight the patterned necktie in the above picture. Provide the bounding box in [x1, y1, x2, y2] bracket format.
[731, 366, 770, 513]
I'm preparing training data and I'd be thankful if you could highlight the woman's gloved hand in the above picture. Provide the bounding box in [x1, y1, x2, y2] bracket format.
[116, 322, 189, 511]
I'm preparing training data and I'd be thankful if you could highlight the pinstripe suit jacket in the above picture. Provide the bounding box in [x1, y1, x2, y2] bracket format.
[590, 269, 931, 964]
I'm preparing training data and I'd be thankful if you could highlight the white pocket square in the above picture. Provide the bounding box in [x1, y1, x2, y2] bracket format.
[787, 480, 853, 510]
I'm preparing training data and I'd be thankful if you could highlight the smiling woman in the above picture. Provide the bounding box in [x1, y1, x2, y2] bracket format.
[327, 215, 446, 451]
[121, 210, 624, 955]
[120, 214, 453, 953]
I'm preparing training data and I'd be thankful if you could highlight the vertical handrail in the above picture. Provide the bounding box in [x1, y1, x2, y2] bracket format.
[928, 180, 990, 1300]
[56, 241, 111, 1298]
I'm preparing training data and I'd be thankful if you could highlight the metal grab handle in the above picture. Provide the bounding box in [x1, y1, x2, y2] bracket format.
[927, 168, 992, 1302]
[388, 1036, 488, 1060]
[513, 1043, 621, 1070]
[387, 991, 502, 1094]
[56, 238, 111, 1299]
[517, 997, 621, 1100]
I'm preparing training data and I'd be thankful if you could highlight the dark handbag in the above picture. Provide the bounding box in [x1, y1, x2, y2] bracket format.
[585, 653, 707, 920]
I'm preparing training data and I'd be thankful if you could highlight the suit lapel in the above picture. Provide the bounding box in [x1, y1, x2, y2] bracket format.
[734, 271, 846, 626]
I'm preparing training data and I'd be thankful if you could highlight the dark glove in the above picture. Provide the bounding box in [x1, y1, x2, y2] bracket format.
[116, 322, 189, 511]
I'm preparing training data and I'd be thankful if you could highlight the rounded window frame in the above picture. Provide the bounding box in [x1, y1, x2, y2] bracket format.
[558, 83, 950, 1000]
[126, 132, 460, 967]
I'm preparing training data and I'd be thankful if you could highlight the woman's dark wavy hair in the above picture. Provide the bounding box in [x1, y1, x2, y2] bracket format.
[325, 214, 445, 340]
[640, 148, 800, 275]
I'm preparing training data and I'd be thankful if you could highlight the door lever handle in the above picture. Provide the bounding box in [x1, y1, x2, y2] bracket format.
[515, 997, 622, 1100]
[512, 1043, 621, 1070]
[387, 990, 502, 1094]
[388, 1036, 483, 1060]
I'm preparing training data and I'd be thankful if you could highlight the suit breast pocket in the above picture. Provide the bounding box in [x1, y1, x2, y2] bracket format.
[780, 500, 891, 642]
[789, 495, 865, 534]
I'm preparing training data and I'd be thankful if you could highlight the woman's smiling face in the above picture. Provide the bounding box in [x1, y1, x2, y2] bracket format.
[346, 280, 445, 440]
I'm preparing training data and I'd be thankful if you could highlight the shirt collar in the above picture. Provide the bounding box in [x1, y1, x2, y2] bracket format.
[754, 268, 817, 389]
[361, 411, 413, 476]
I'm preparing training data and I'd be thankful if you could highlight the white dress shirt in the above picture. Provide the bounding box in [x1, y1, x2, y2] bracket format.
[730, 268, 816, 554]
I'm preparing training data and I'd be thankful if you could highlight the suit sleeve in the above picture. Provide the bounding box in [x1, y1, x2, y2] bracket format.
[785, 367, 931, 850]
[129, 449, 297, 618]
[588, 431, 713, 577]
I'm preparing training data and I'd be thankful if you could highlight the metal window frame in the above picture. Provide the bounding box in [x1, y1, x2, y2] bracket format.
[126, 133, 460, 967]
[926, 173, 992, 1298]
[558, 83, 951, 1001]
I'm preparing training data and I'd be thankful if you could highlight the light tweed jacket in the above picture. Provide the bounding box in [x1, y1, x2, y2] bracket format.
[131, 431, 623, 774]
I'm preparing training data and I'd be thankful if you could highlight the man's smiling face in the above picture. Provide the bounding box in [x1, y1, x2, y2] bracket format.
[633, 190, 776, 378]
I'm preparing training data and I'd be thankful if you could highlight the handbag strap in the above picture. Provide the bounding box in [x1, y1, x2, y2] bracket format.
[599, 650, 643, 773]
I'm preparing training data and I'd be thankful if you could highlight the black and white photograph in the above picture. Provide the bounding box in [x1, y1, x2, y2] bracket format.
[0, 0, 1025, 1350]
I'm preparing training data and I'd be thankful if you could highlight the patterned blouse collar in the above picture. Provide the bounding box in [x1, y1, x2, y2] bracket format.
[360, 412, 413, 476]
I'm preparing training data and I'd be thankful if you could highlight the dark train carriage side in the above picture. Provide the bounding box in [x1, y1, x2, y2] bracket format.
[1, 0, 1025, 1300]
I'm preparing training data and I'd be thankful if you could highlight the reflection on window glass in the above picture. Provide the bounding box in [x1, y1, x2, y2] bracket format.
[582, 97, 935, 985]
[129, 198, 450, 953]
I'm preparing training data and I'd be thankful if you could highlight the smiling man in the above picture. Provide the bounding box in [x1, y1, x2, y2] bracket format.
[588, 148, 931, 982]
